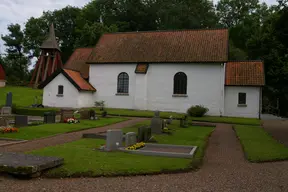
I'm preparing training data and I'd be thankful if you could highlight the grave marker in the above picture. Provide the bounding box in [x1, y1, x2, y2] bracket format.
[5, 92, 12, 107]
[15, 115, 28, 127]
[125, 132, 137, 147]
[105, 129, 123, 151]
[150, 110, 163, 134]
[1, 106, 11, 116]
[0, 117, 9, 127]
[60, 109, 74, 122]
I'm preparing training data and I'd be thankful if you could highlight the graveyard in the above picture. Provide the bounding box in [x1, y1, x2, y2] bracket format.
[28, 118, 213, 177]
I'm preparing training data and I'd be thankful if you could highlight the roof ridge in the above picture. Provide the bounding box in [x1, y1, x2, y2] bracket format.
[103, 28, 229, 35]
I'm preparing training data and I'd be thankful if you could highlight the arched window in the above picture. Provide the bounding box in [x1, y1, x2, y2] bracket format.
[58, 85, 64, 95]
[173, 72, 187, 94]
[117, 72, 129, 93]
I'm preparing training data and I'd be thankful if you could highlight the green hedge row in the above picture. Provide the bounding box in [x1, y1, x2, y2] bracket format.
[12, 106, 60, 116]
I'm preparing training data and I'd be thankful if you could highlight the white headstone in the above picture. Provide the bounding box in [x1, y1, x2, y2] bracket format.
[105, 129, 123, 151]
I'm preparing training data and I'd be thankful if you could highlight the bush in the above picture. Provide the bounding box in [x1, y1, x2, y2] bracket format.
[12, 105, 60, 116]
[187, 105, 209, 117]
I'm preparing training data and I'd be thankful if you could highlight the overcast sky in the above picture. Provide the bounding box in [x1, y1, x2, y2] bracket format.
[0, 0, 278, 54]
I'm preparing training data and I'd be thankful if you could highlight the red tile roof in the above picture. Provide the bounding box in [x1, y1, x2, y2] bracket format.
[0, 64, 5, 80]
[225, 61, 265, 86]
[63, 69, 96, 91]
[64, 48, 93, 79]
[87, 29, 229, 63]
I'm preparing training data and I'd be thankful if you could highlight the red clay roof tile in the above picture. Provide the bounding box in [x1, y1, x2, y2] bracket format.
[64, 48, 93, 79]
[225, 61, 265, 86]
[87, 29, 229, 63]
[63, 69, 96, 91]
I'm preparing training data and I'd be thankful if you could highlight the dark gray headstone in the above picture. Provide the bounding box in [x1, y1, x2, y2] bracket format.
[15, 115, 28, 127]
[5, 92, 12, 107]
[43, 112, 56, 124]
[150, 111, 163, 134]
[138, 126, 152, 142]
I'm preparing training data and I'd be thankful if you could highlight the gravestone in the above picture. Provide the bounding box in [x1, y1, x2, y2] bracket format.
[105, 129, 123, 151]
[1, 106, 11, 116]
[180, 115, 188, 128]
[79, 110, 90, 120]
[138, 126, 152, 142]
[150, 111, 163, 134]
[5, 92, 12, 107]
[15, 115, 28, 127]
[43, 112, 56, 124]
[60, 109, 74, 122]
[125, 132, 137, 147]
[0, 117, 9, 127]
[89, 110, 97, 120]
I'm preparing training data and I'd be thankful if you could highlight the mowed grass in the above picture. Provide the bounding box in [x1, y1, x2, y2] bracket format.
[191, 116, 260, 125]
[29, 120, 214, 177]
[0, 117, 127, 140]
[234, 125, 288, 162]
[0, 86, 43, 107]
[93, 108, 260, 125]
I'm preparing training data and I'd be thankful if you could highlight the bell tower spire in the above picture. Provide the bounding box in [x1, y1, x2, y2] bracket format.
[29, 23, 63, 88]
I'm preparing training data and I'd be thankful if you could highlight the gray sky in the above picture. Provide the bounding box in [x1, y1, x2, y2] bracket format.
[0, 0, 278, 54]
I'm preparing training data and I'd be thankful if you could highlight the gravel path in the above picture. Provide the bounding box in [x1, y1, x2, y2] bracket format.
[1, 124, 288, 192]
[0, 118, 147, 152]
[262, 119, 288, 147]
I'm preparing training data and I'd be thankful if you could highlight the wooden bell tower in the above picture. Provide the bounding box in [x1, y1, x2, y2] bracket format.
[29, 23, 63, 88]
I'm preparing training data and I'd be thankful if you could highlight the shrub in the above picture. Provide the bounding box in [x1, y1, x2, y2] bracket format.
[187, 105, 209, 117]
[12, 105, 60, 116]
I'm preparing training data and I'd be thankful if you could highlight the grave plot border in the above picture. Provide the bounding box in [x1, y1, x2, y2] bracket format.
[118, 143, 197, 159]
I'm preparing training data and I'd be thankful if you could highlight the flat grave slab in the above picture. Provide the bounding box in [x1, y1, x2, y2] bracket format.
[0, 152, 64, 176]
[119, 143, 197, 159]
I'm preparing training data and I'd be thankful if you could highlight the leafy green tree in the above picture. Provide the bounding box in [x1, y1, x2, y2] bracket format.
[1, 24, 29, 82]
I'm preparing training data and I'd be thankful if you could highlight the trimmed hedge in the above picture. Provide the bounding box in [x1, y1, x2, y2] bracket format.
[12, 106, 60, 116]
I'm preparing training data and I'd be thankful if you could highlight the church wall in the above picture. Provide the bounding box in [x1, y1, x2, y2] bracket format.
[89, 64, 136, 109]
[42, 73, 79, 108]
[146, 63, 225, 116]
[90, 63, 225, 116]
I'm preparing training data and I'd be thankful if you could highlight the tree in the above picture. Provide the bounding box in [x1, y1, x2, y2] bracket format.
[1, 24, 29, 82]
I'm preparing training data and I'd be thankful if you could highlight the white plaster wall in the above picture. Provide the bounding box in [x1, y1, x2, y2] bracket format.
[0, 80, 6, 87]
[224, 86, 261, 118]
[43, 73, 79, 108]
[89, 64, 136, 109]
[134, 74, 147, 110]
[146, 63, 225, 115]
[90, 63, 225, 115]
[78, 92, 95, 108]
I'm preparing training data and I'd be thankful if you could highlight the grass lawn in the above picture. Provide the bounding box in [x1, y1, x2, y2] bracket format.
[191, 116, 260, 125]
[29, 120, 214, 177]
[0, 86, 43, 107]
[0, 117, 127, 140]
[234, 125, 288, 162]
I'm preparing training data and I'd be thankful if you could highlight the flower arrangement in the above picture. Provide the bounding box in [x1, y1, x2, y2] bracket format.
[126, 142, 145, 150]
[64, 117, 79, 124]
[0, 127, 19, 134]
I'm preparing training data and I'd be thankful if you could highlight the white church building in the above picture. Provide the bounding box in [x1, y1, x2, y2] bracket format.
[39, 29, 265, 118]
